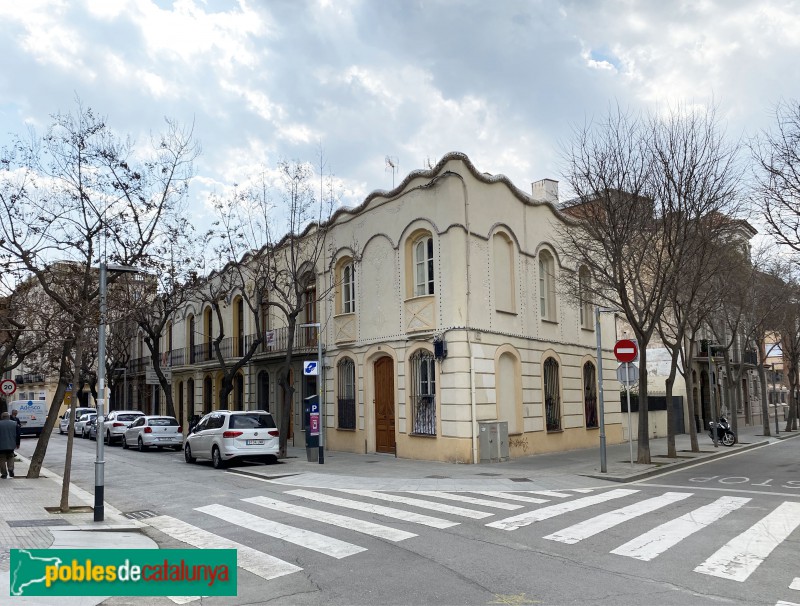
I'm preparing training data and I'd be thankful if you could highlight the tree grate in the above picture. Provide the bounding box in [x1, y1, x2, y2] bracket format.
[123, 510, 159, 520]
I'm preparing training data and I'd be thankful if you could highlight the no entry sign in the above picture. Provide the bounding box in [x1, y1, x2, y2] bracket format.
[614, 339, 638, 363]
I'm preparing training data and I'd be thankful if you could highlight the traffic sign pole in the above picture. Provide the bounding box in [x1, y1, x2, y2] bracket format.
[625, 363, 633, 465]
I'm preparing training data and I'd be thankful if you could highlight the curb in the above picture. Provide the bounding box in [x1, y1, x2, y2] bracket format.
[584, 439, 771, 483]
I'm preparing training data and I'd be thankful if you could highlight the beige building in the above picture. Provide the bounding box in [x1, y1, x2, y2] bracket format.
[135, 152, 624, 463]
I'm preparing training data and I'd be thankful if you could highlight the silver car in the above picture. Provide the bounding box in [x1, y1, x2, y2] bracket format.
[75, 412, 97, 439]
[122, 415, 183, 451]
[184, 410, 279, 469]
[103, 409, 145, 445]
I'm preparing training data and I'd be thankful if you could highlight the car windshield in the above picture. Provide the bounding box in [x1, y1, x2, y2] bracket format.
[117, 414, 143, 421]
[149, 418, 178, 426]
[229, 413, 276, 429]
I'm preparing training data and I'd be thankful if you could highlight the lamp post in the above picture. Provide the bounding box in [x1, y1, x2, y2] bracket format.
[772, 363, 779, 436]
[594, 306, 619, 473]
[114, 367, 127, 410]
[707, 337, 720, 448]
[95, 263, 139, 522]
[299, 322, 324, 464]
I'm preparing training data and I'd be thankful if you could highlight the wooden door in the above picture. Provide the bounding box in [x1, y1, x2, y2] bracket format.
[374, 357, 395, 454]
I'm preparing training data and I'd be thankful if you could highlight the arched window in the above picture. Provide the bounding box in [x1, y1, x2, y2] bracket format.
[203, 307, 213, 361]
[187, 377, 195, 415]
[337, 357, 356, 429]
[539, 249, 556, 321]
[342, 262, 355, 314]
[493, 232, 515, 312]
[410, 349, 436, 435]
[188, 314, 196, 363]
[414, 236, 434, 296]
[543, 357, 561, 431]
[578, 266, 593, 329]
[583, 361, 598, 428]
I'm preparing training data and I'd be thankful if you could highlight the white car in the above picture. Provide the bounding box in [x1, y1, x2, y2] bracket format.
[184, 410, 279, 469]
[60, 407, 96, 435]
[122, 416, 183, 451]
[75, 412, 97, 439]
[103, 409, 145, 445]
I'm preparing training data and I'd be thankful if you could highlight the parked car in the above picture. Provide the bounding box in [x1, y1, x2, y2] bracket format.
[122, 416, 183, 452]
[75, 412, 97, 439]
[87, 417, 98, 440]
[103, 409, 145, 445]
[59, 407, 96, 435]
[184, 410, 279, 469]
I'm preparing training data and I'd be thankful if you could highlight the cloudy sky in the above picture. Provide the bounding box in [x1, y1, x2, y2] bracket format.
[2, 0, 799, 227]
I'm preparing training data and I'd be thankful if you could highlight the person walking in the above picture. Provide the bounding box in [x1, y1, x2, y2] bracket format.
[0, 411, 20, 478]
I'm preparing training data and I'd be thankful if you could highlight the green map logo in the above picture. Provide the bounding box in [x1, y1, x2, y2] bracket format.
[10, 549, 237, 596]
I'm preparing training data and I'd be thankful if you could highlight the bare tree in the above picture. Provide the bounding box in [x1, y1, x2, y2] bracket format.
[560, 104, 742, 463]
[0, 102, 197, 513]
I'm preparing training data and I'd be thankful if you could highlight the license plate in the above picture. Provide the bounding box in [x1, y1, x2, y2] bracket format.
[157, 437, 173, 440]
[246, 439, 265, 445]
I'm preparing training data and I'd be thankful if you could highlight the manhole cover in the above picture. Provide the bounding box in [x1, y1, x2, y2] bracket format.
[475, 473, 502, 477]
[425, 475, 450, 479]
[123, 510, 159, 520]
[509, 477, 533, 483]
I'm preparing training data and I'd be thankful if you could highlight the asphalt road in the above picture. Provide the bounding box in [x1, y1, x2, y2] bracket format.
[18, 432, 800, 606]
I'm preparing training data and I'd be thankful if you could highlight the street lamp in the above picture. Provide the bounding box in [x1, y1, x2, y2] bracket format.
[95, 263, 139, 522]
[772, 363, 779, 436]
[594, 306, 619, 473]
[299, 322, 324, 465]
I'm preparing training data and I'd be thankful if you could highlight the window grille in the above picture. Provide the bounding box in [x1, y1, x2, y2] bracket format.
[544, 357, 561, 431]
[337, 358, 356, 429]
[583, 361, 598, 428]
[410, 350, 436, 435]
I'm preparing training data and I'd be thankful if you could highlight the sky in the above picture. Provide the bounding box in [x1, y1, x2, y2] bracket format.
[2, 0, 800, 230]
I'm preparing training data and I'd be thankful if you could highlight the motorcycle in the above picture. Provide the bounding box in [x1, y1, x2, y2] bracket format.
[707, 416, 736, 447]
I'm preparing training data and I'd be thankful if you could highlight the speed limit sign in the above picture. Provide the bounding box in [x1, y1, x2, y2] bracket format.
[0, 379, 17, 396]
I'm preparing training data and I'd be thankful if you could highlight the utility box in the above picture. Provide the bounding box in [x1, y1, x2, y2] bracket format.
[478, 421, 509, 463]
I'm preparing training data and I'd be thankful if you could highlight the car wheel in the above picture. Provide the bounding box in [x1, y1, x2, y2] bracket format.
[59, 426, 65, 435]
[138, 437, 148, 452]
[722, 431, 736, 447]
[184, 444, 196, 464]
[122, 436, 129, 449]
[211, 446, 226, 469]
[265, 455, 278, 465]
[106, 431, 113, 446]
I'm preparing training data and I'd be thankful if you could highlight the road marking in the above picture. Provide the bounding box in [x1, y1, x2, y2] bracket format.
[472, 491, 550, 504]
[408, 491, 523, 510]
[610, 496, 751, 561]
[776, 601, 800, 606]
[339, 489, 493, 519]
[791, 577, 800, 590]
[146, 514, 301, 580]
[286, 489, 459, 529]
[694, 501, 800, 582]
[544, 492, 693, 545]
[639, 483, 800, 499]
[243, 495, 416, 542]
[196, 504, 365, 559]
[487, 489, 639, 531]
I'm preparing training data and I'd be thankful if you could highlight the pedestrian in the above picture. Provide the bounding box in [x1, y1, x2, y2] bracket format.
[10, 409, 22, 429]
[0, 411, 20, 479]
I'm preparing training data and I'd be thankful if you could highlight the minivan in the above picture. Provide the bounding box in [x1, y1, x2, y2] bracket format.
[8, 399, 49, 437]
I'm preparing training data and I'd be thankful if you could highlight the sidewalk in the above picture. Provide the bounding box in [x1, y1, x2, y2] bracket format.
[0, 424, 796, 603]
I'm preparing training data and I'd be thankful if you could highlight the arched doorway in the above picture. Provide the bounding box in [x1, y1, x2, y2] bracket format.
[374, 356, 395, 454]
[234, 372, 244, 410]
[203, 375, 213, 414]
[257, 371, 270, 411]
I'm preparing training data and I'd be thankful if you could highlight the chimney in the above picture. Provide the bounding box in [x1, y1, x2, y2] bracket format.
[532, 179, 559, 204]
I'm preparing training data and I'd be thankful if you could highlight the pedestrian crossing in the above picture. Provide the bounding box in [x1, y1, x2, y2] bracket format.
[141, 485, 800, 602]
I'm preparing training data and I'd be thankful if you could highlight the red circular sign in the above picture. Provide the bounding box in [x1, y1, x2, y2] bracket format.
[614, 339, 638, 363]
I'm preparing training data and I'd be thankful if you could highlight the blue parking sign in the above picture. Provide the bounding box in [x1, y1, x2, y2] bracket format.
[304, 361, 318, 376]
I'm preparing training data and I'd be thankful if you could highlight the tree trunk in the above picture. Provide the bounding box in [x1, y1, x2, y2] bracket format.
[683, 337, 700, 452]
[60, 337, 83, 512]
[636, 342, 650, 464]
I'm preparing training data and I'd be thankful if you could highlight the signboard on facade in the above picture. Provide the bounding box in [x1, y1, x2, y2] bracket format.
[146, 368, 172, 385]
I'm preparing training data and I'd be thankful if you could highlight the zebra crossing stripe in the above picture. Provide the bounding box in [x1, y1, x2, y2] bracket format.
[791, 578, 800, 590]
[776, 601, 800, 606]
[408, 491, 524, 510]
[544, 492, 693, 545]
[243, 496, 417, 542]
[339, 489, 493, 519]
[196, 504, 366, 559]
[145, 515, 302, 580]
[694, 501, 800, 582]
[487, 488, 639, 531]
[472, 491, 550, 504]
[610, 496, 751, 561]
[286, 489, 459, 529]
